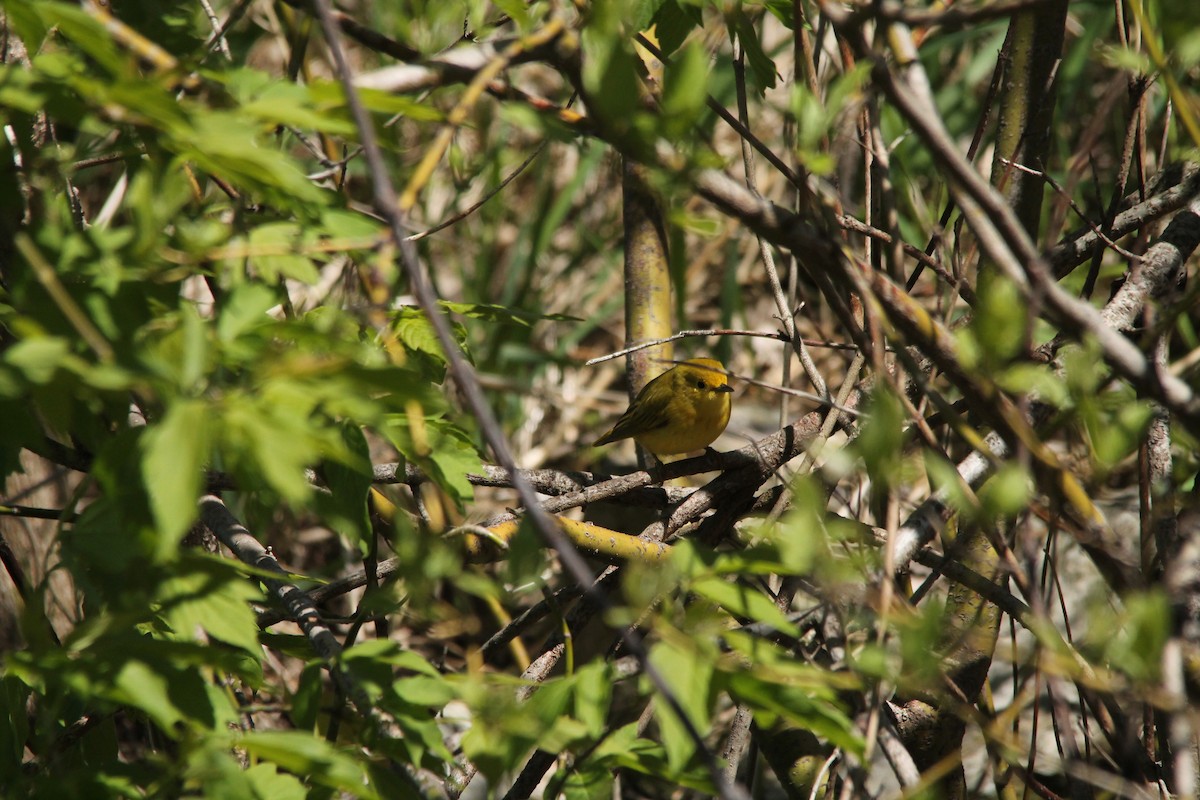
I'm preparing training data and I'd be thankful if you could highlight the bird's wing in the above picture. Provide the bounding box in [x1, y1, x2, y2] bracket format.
[594, 385, 672, 445]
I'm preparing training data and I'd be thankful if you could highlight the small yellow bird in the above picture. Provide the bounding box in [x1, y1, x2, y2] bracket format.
[594, 358, 734, 456]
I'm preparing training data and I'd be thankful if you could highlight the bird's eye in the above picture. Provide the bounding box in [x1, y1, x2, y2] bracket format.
[696, 379, 707, 390]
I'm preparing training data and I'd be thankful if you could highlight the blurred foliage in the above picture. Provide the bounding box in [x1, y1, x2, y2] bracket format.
[0, 0, 1197, 797]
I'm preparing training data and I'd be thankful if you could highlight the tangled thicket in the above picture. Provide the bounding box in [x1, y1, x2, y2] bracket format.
[2, 1, 1200, 798]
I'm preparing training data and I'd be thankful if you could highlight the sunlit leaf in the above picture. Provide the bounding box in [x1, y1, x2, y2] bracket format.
[141, 398, 212, 545]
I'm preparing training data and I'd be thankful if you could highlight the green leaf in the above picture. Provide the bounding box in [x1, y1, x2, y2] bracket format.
[246, 222, 321, 284]
[5, 337, 70, 384]
[0, 397, 42, 478]
[240, 82, 357, 136]
[0, 676, 31, 782]
[393, 675, 456, 707]
[661, 40, 709, 139]
[997, 362, 1071, 408]
[176, 112, 327, 208]
[604, 727, 713, 792]
[460, 688, 540, 782]
[314, 423, 373, 547]
[648, 638, 713, 771]
[978, 463, 1031, 519]
[217, 284, 278, 343]
[572, 661, 612, 738]
[652, 0, 703, 56]
[391, 306, 470, 382]
[382, 416, 481, 507]
[581, 7, 641, 124]
[732, 11, 778, 92]
[236, 731, 381, 799]
[393, 308, 448, 362]
[218, 387, 332, 503]
[177, 306, 211, 394]
[291, 663, 325, 731]
[1098, 591, 1170, 684]
[559, 761, 614, 800]
[668, 208, 721, 237]
[141, 398, 212, 546]
[965, 276, 1026, 368]
[22, 2, 126, 77]
[762, 0, 796, 29]
[924, 451, 976, 517]
[157, 556, 264, 656]
[220, 759, 308, 800]
[855, 388, 906, 493]
[111, 657, 220, 731]
[690, 576, 799, 636]
[491, 0, 533, 29]
[319, 208, 385, 239]
[0, 63, 51, 114]
[1090, 400, 1153, 470]
[725, 670, 862, 754]
[629, 0, 666, 32]
[308, 80, 444, 122]
[439, 300, 580, 326]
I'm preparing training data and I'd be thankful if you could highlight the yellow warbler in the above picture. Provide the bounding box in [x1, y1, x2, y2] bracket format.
[593, 358, 734, 455]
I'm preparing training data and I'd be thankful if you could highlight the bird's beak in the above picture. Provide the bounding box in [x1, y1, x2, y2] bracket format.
[716, 384, 734, 393]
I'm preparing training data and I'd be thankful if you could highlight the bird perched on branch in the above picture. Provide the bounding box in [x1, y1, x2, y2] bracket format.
[594, 358, 733, 456]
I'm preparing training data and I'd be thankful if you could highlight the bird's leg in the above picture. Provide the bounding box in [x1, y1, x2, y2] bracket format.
[639, 448, 662, 475]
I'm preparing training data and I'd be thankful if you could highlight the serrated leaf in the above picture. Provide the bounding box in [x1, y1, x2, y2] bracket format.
[393, 309, 447, 362]
[220, 395, 321, 503]
[382, 415, 481, 507]
[243, 763, 308, 800]
[422, 420, 482, 506]
[607, 730, 714, 792]
[157, 556, 263, 656]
